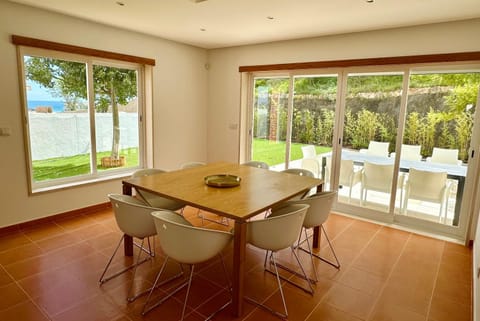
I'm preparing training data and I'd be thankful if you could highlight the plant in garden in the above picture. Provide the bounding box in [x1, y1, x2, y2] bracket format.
[455, 111, 474, 161]
[350, 109, 379, 149]
[404, 112, 422, 145]
[316, 108, 335, 146]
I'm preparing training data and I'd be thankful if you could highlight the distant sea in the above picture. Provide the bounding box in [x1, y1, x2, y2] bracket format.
[28, 100, 64, 113]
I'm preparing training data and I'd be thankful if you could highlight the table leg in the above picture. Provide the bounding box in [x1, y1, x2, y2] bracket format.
[122, 183, 134, 257]
[312, 182, 324, 248]
[232, 220, 247, 317]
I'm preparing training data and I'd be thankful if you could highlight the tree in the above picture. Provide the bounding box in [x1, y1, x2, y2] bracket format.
[25, 56, 137, 160]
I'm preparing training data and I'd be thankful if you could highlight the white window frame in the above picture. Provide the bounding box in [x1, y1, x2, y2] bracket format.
[17, 46, 147, 193]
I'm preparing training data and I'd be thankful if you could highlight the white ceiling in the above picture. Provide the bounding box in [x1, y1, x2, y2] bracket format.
[8, 0, 480, 49]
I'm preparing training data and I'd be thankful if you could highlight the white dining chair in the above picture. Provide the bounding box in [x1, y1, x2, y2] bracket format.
[301, 158, 321, 178]
[287, 191, 339, 282]
[426, 147, 462, 165]
[402, 168, 452, 223]
[282, 168, 316, 200]
[99, 194, 184, 302]
[325, 156, 362, 202]
[180, 161, 206, 169]
[245, 204, 312, 319]
[143, 210, 233, 320]
[390, 144, 422, 161]
[132, 169, 186, 212]
[301, 145, 317, 159]
[361, 162, 396, 205]
[359, 141, 390, 157]
[243, 160, 269, 169]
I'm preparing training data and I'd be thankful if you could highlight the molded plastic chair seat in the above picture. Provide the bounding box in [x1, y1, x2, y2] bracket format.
[245, 204, 311, 319]
[287, 191, 340, 280]
[301, 158, 321, 178]
[359, 141, 390, 157]
[99, 194, 186, 302]
[180, 161, 206, 169]
[361, 162, 404, 206]
[281, 168, 315, 200]
[243, 160, 269, 169]
[426, 148, 462, 165]
[301, 145, 317, 159]
[402, 168, 451, 223]
[325, 157, 361, 202]
[390, 144, 422, 161]
[132, 169, 186, 211]
[143, 211, 233, 321]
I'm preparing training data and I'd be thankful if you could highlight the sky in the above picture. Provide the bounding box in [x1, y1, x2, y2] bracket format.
[26, 81, 61, 101]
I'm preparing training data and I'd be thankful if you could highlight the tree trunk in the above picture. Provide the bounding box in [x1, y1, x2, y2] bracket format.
[111, 84, 120, 159]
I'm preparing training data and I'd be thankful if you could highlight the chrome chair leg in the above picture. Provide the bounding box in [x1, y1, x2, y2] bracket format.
[142, 257, 188, 315]
[297, 226, 340, 269]
[246, 252, 288, 320]
[143, 256, 232, 320]
[266, 246, 316, 294]
[99, 235, 154, 285]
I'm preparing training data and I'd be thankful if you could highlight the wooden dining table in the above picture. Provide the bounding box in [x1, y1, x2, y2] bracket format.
[122, 161, 323, 317]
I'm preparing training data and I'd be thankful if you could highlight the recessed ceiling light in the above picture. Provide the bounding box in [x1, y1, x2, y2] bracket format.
[116, 1, 125, 6]
[200, 28, 206, 32]
[267, 16, 274, 20]
[366, 0, 374, 3]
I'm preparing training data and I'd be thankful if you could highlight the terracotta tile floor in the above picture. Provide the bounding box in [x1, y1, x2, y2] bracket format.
[0, 206, 472, 321]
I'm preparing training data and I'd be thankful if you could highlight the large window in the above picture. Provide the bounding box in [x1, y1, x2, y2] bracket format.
[245, 59, 480, 242]
[19, 47, 145, 192]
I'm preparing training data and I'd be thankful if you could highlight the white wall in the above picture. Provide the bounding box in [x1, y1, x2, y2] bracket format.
[206, 18, 480, 163]
[0, 1, 208, 228]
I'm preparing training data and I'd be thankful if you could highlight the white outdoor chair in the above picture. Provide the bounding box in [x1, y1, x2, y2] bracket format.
[359, 141, 390, 157]
[390, 144, 422, 161]
[361, 162, 401, 205]
[426, 148, 462, 165]
[402, 168, 452, 223]
[301, 158, 321, 178]
[99, 194, 183, 302]
[287, 191, 340, 282]
[132, 169, 186, 212]
[325, 157, 362, 202]
[245, 204, 312, 319]
[243, 160, 269, 169]
[143, 210, 233, 321]
[301, 145, 317, 159]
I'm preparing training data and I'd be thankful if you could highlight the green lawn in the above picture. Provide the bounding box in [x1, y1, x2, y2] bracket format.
[32, 148, 139, 181]
[33, 140, 330, 181]
[252, 139, 331, 166]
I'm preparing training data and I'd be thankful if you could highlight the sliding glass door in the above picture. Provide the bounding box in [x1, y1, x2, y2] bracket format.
[250, 74, 338, 176]
[337, 72, 404, 216]
[251, 77, 289, 169]
[245, 64, 480, 241]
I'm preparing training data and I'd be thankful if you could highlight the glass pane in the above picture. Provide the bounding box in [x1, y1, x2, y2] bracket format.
[291, 75, 337, 179]
[338, 73, 403, 212]
[251, 77, 289, 170]
[93, 65, 139, 171]
[24, 56, 90, 182]
[401, 71, 480, 226]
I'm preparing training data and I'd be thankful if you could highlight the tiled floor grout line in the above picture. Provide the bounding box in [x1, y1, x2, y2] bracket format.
[302, 220, 384, 321]
[363, 230, 413, 321]
[424, 241, 446, 321]
[0, 263, 53, 320]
